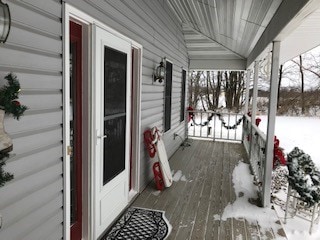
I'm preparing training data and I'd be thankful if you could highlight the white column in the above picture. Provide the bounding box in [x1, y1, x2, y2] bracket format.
[251, 61, 259, 123]
[262, 41, 280, 207]
[248, 61, 259, 159]
[244, 70, 251, 114]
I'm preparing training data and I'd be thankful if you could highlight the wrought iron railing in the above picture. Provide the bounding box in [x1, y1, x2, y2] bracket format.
[186, 110, 243, 142]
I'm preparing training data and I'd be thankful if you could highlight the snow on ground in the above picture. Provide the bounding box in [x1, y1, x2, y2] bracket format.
[188, 114, 320, 239]
[257, 115, 320, 239]
[217, 161, 286, 239]
[258, 115, 320, 168]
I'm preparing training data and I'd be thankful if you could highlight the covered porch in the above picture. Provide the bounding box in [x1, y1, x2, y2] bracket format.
[132, 140, 286, 239]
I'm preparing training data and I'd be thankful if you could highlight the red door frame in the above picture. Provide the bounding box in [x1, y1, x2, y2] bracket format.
[70, 21, 82, 240]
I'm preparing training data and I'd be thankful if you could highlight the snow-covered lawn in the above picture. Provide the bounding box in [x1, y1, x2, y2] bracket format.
[258, 115, 320, 239]
[258, 115, 320, 168]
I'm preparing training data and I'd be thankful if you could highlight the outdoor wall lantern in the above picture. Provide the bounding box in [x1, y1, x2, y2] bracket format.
[153, 58, 166, 83]
[0, 0, 11, 43]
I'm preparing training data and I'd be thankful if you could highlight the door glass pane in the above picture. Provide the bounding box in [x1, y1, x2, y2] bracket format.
[104, 47, 127, 116]
[103, 116, 126, 185]
[103, 46, 127, 185]
[70, 42, 76, 224]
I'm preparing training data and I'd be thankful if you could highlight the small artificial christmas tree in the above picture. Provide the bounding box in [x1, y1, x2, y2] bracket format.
[0, 73, 28, 119]
[0, 152, 13, 187]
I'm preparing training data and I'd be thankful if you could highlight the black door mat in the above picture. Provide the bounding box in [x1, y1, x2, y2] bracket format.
[101, 207, 171, 240]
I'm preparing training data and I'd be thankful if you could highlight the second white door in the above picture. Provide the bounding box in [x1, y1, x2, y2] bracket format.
[93, 25, 131, 238]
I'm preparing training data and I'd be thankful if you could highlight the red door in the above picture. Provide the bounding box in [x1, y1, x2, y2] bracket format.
[70, 21, 82, 240]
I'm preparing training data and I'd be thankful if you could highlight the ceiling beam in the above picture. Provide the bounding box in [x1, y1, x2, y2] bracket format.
[190, 59, 247, 70]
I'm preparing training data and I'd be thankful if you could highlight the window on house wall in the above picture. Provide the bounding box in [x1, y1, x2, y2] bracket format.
[180, 69, 186, 122]
[164, 61, 172, 132]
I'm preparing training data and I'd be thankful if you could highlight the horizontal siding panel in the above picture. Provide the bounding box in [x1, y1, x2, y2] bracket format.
[5, 145, 62, 178]
[141, 84, 165, 93]
[46, 225, 63, 240]
[8, 25, 62, 54]
[0, 72, 62, 89]
[0, 47, 61, 72]
[69, 0, 187, 63]
[0, 162, 62, 210]
[89, 2, 186, 64]
[4, 111, 62, 134]
[123, 1, 184, 48]
[20, 0, 62, 18]
[141, 114, 164, 128]
[141, 92, 164, 102]
[9, 1, 61, 36]
[141, 106, 163, 119]
[2, 178, 62, 228]
[19, 92, 62, 110]
[141, 99, 162, 111]
[0, 196, 62, 240]
[22, 211, 63, 240]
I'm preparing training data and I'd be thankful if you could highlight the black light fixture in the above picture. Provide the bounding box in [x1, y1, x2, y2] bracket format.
[0, 0, 11, 43]
[153, 58, 166, 83]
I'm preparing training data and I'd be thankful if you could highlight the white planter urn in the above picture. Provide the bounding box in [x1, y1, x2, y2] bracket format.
[0, 109, 13, 153]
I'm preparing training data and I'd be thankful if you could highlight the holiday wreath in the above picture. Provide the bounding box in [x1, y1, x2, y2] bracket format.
[287, 147, 320, 207]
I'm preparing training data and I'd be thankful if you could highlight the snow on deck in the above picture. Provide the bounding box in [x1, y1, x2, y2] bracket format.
[132, 140, 286, 239]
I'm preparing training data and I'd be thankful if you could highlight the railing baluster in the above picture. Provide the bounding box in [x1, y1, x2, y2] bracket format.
[213, 112, 216, 141]
[187, 110, 244, 142]
[200, 112, 203, 137]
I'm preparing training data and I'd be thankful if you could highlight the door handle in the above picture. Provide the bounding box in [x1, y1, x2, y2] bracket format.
[98, 135, 107, 139]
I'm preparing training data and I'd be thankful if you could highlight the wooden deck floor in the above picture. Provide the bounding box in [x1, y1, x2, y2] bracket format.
[132, 140, 285, 240]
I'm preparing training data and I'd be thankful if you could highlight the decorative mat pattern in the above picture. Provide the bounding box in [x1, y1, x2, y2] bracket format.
[102, 207, 171, 240]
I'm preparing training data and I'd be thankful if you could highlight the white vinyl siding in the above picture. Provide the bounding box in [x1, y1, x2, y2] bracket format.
[65, 0, 188, 189]
[0, 1, 188, 239]
[0, 0, 63, 239]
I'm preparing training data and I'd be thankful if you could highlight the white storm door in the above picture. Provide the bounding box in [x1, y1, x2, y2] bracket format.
[93, 25, 131, 238]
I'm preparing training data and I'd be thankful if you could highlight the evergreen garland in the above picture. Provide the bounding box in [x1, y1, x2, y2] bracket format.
[216, 113, 244, 130]
[191, 112, 244, 130]
[0, 73, 28, 119]
[287, 147, 320, 207]
[0, 152, 13, 187]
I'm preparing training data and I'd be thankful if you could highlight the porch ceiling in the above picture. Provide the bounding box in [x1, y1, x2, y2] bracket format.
[167, 0, 283, 69]
[167, 0, 320, 70]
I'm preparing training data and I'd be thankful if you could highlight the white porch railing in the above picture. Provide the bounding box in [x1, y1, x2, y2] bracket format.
[186, 110, 243, 142]
[242, 114, 267, 200]
[187, 111, 269, 204]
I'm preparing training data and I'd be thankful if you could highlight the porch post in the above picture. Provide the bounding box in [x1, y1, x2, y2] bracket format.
[248, 62, 259, 159]
[262, 41, 280, 207]
[244, 70, 251, 114]
[251, 61, 259, 122]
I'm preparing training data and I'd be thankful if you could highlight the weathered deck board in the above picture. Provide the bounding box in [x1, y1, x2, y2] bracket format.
[131, 140, 284, 240]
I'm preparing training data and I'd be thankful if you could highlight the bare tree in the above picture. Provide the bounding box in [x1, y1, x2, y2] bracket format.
[277, 64, 283, 110]
[188, 71, 202, 108]
[223, 71, 245, 111]
[291, 55, 306, 114]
